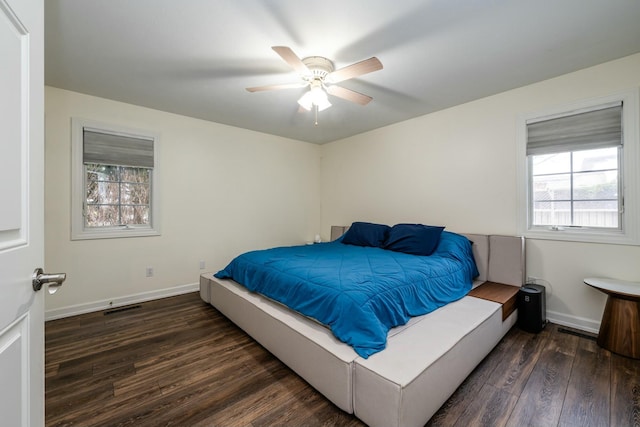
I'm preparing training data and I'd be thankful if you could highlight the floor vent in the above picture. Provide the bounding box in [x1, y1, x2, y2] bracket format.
[104, 305, 142, 315]
[558, 327, 597, 341]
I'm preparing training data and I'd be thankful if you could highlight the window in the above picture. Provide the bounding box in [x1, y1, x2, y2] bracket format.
[517, 90, 639, 245]
[72, 119, 160, 240]
[529, 104, 622, 230]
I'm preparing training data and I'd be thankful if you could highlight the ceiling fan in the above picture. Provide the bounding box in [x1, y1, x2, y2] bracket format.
[246, 46, 383, 122]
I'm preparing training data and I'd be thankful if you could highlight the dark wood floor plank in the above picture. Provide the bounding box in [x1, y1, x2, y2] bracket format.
[46, 360, 135, 397]
[611, 352, 640, 427]
[505, 326, 579, 427]
[108, 357, 287, 426]
[247, 380, 363, 427]
[558, 337, 611, 427]
[486, 325, 551, 394]
[182, 367, 308, 426]
[452, 383, 519, 427]
[52, 382, 165, 427]
[45, 292, 632, 427]
[45, 382, 115, 424]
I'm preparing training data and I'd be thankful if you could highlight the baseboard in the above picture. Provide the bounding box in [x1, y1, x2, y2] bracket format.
[45, 282, 199, 321]
[546, 310, 600, 335]
[46, 288, 603, 334]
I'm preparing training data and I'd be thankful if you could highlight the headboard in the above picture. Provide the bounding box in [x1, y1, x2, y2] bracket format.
[330, 225, 349, 241]
[330, 226, 525, 287]
[462, 234, 525, 287]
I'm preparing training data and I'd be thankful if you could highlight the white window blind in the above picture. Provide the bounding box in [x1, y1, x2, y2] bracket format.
[83, 129, 154, 168]
[526, 103, 622, 155]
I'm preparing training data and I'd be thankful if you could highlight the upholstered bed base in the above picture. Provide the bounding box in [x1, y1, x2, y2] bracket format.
[200, 233, 524, 427]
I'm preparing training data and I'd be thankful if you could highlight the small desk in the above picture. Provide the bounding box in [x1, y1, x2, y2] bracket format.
[584, 277, 640, 359]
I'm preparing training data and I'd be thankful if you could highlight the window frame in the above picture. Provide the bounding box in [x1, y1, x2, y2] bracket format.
[517, 89, 640, 245]
[71, 118, 161, 240]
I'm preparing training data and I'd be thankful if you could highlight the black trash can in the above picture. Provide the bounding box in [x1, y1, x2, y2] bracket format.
[518, 284, 546, 333]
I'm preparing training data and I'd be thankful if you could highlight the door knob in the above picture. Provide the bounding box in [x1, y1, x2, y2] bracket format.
[32, 268, 66, 294]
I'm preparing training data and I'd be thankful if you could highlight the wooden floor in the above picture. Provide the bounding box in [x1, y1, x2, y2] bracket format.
[45, 292, 639, 427]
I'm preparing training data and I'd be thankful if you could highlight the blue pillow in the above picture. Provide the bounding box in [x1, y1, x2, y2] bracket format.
[341, 222, 390, 248]
[433, 231, 480, 278]
[384, 224, 445, 256]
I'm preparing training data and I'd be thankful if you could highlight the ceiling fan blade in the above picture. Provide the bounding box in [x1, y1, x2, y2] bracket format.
[272, 46, 311, 76]
[246, 82, 307, 92]
[326, 57, 383, 84]
[326, 85, 373, 106]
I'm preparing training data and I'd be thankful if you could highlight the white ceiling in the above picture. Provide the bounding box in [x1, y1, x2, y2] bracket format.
[45, 0, 640, 144]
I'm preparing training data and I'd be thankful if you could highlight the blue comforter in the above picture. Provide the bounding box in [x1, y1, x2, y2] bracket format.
[214, 231, 478, 358]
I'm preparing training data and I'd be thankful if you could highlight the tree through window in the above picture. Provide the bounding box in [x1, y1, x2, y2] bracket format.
[85, 164, 151, 227]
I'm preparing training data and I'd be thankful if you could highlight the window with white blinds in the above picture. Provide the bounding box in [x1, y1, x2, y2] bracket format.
[517, 90, 640, 245]
[72, 119, 160, 240]
[527, 104, 622, 231]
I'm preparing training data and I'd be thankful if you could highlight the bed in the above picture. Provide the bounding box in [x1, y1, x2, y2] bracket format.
[200, 225, 524, 427]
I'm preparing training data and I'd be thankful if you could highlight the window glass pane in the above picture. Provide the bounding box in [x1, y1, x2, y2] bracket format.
[532, 173, 571, 202]
[121, 206, 149, 225]
[573, 147, 617, 173]
[121, 167, 150, 184]
[86, 182, 120, 204]
[86, 180, 98, 204]
[85, 205, 119, 227]
[532, 201, 571, 226]
[531, 152, 571, 175]
[86, 164, 119, 182]
[573, 201, 618, 227]
[573, 170, 618, 200]
[121, 183, 150, 205]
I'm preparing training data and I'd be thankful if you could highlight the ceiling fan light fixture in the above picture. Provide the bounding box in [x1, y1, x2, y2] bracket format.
[297, 81, 332, 111]
[316, 96, 332, 112]
[297, 91, 313, 111]
[248, 47, 382, 121]
[312, 86, 332, 111]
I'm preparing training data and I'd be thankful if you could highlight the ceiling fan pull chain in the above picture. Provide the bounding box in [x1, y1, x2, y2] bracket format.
[315, 105, 319, 126]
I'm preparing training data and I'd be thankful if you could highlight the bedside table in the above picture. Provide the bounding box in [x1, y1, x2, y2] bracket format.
[468, 281, 520, 321]
[584, 277, 640, 359]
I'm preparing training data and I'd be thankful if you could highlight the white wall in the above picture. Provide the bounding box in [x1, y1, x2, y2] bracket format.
[45, 87, 321, 318]
[46, 54, 640, 330]
[320, 53, 640, 332]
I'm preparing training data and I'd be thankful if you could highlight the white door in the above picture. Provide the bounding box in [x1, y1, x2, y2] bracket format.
[0, 0, 47, 426]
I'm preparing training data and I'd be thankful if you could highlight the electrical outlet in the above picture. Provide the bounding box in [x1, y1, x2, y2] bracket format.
[146, 267, 154, 277]
[199, 260, 206, 270]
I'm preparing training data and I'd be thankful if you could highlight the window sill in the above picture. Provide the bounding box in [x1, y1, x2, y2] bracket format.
[71, 227, 160, 241]
[523, 227, 638, 246]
